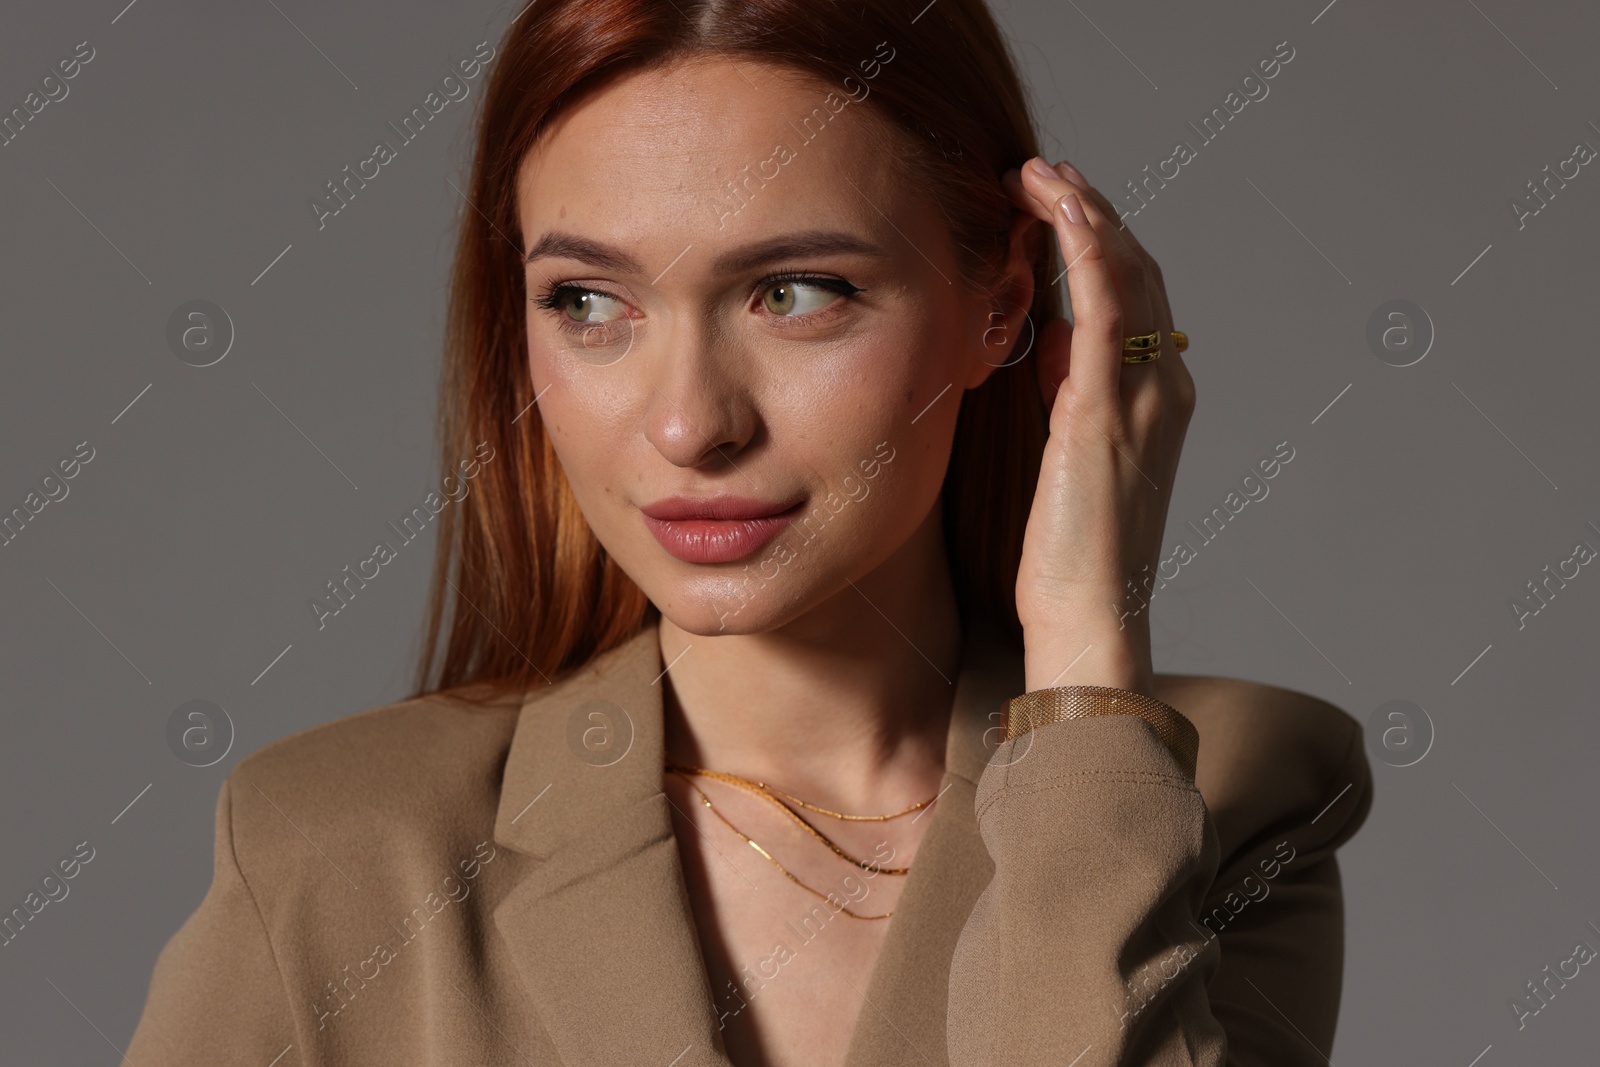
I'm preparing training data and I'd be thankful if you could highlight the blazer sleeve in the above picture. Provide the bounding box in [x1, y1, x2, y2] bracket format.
[124, 772, 305, 1066]
[1192, 721, 1372, 1063]
[946, 703, 1371, 1066]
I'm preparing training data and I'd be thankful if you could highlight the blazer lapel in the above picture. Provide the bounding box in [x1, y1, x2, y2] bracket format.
[489, 615, 1023, 1067]
[491, 623, 737, 1066]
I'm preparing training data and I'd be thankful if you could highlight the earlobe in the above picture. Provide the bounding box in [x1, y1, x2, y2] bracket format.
[980, 294, 1035, 368]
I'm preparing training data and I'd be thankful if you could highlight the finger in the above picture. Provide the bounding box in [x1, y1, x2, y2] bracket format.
[1009, 167, 1130, 408]
[1003, 168, 1055, 227]
[1020, 159, 1155, 407]
[1063, 166, 1159, 276]
[1018, 161, 1192, 433]
[1049, 168, 1157, 349]
[1003, 171, 1087, 413]
[1021, 162, 1155, 350]
[1017, 160, 1145, 406]
[1059, 164, 1182, 369]
[1048, 162, 1187, 416]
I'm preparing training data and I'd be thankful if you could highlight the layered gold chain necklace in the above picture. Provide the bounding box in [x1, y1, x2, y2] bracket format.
[663, 757, 939, 920]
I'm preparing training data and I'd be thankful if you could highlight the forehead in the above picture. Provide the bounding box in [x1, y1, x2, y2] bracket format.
[515, 56, 904, 248]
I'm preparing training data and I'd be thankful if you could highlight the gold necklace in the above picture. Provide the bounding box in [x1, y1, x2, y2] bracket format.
[665, 759, 929, 875]
[687, 764, 939, 822]
[666, 769, 896, 920]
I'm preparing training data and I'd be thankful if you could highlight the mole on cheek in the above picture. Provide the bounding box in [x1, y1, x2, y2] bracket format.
[904, 388, 913, 404]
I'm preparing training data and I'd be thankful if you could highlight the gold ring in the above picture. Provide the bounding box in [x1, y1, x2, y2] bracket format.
[1121, 329, 1188, 364]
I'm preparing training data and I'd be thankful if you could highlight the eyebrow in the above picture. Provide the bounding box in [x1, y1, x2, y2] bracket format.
[522, 229, 888, 278]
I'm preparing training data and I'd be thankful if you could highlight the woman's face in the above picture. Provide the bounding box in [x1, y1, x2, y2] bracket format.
[515, 56, 1024, 635]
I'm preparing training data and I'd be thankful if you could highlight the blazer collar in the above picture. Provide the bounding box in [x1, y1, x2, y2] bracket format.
[490, 613, 1023, 1066]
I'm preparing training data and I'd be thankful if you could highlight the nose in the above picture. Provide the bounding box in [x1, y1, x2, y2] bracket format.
[642, 328, 759, 470]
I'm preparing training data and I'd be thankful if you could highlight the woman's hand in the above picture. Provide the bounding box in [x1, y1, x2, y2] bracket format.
[1004, 157, 1196, 696]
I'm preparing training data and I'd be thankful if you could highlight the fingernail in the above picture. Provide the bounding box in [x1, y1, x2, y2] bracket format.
[1056, 161, 1087, 186]
[1027, 157, 1058, 180]
[1059, 192, 1086, 225]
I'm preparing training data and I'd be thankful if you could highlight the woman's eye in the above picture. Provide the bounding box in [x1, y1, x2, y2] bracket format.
[556, 289, 626, 323]
[758, 275, 851, 316]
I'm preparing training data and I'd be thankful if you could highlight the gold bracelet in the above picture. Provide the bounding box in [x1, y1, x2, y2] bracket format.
[1001, 686, 1199, 779]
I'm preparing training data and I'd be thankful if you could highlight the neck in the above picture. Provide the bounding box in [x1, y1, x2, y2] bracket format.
[659, 502, 962, 815]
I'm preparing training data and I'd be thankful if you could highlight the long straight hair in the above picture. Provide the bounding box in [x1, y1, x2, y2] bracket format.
[416, 0, 1059, 699]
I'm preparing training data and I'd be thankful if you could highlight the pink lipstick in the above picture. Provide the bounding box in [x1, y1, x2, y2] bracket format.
[640, 494, 806, 564]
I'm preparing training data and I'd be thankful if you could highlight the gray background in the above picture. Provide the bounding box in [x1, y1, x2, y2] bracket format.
[2, 0, 1596, 1062]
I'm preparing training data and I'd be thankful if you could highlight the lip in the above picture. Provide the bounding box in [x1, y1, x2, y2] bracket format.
[640, 494, 806, 564]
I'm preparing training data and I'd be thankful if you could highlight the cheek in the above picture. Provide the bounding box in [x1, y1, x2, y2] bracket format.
[765, 339, 948, 514]
[783, 324, 955, 464]
[535, 388, 629, 518]
[528, 334, 637, 442]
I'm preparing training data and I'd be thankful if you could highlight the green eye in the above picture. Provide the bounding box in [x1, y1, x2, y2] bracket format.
[760, 277, 855, 317]
[558, 290, 626, 323]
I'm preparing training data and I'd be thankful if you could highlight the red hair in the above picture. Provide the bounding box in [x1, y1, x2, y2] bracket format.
[416, 0, 1059, 698]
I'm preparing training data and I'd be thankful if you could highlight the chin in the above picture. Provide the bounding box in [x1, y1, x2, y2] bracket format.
[647, 572, 813, 637]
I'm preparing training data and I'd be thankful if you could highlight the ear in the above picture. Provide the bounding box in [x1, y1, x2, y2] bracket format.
[963, 206, 1041, 390]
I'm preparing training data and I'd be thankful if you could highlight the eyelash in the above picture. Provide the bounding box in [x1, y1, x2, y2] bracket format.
[532, 271, 866, 335]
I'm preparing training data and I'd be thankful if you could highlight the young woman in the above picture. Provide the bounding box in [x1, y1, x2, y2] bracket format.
[127, 1, 1372, 1064]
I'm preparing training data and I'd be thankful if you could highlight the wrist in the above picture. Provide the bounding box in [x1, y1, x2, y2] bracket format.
[1023, 642, 1152, 695]
[1022, 601, 1153, 694]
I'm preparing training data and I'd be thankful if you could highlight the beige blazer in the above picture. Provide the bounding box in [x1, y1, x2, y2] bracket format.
[126, 614, 1373, 1065]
